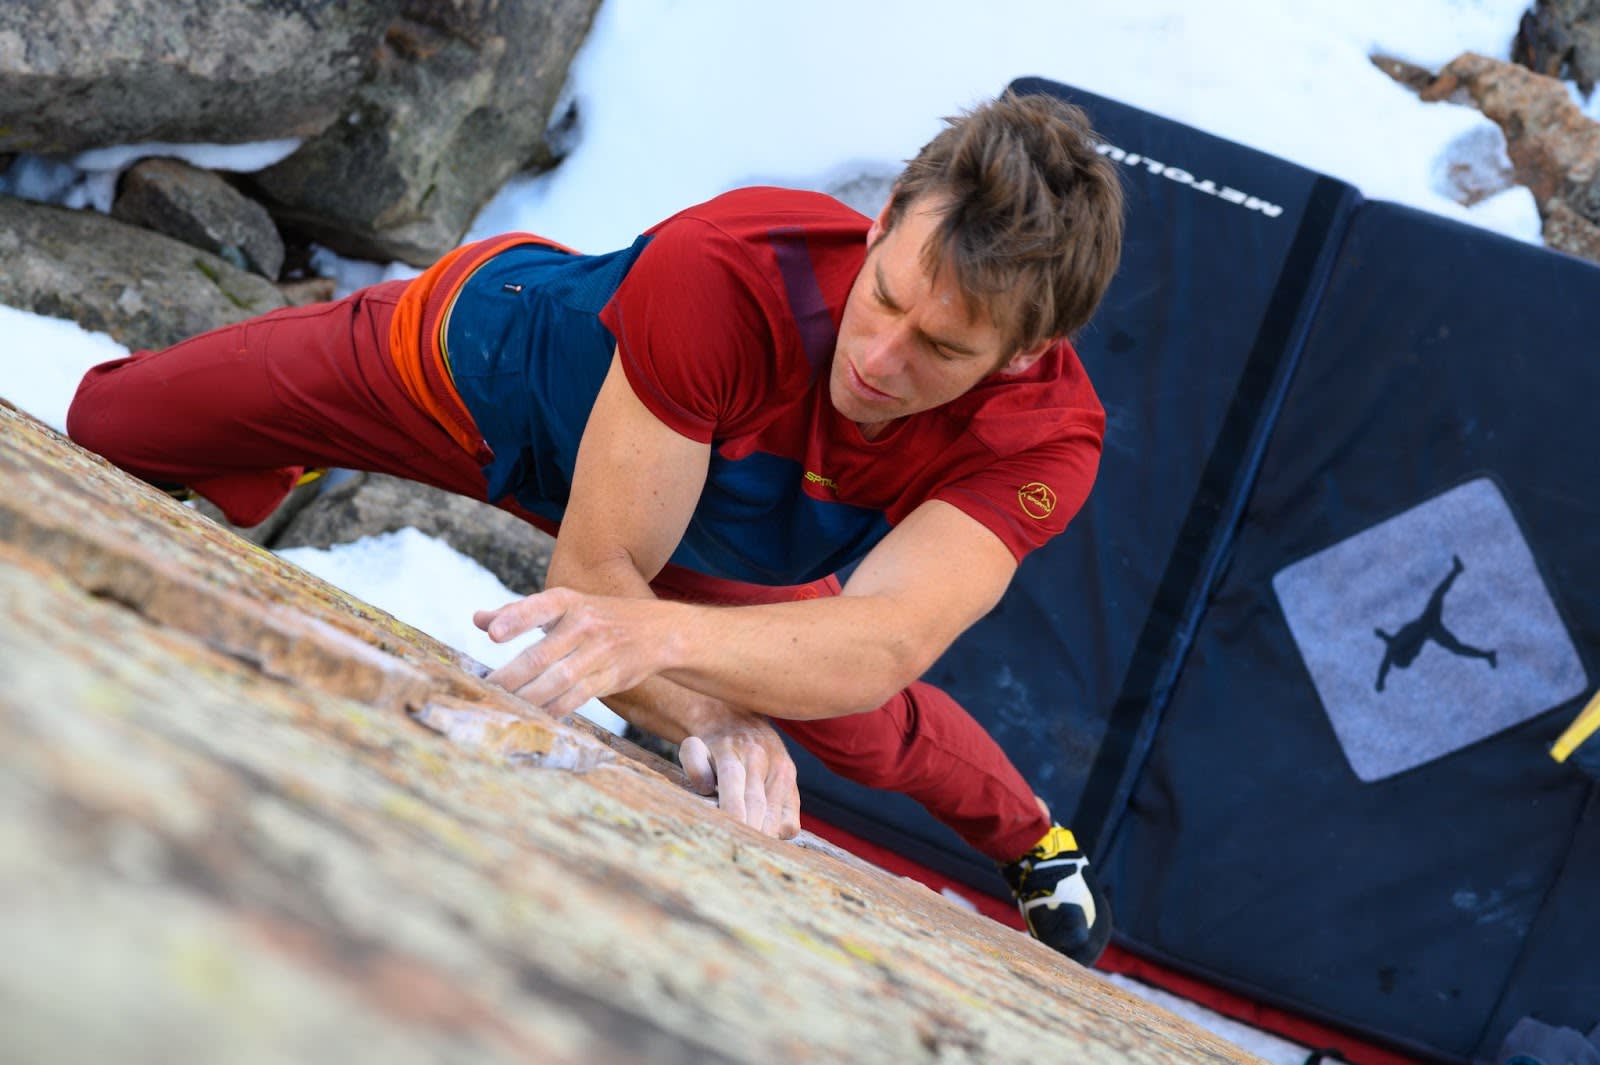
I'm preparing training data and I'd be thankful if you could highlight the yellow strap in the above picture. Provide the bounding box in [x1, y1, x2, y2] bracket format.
[1550, 688, 1600, 763]
[293, 468, 327, 489]
[1043, 825, 1080, 853]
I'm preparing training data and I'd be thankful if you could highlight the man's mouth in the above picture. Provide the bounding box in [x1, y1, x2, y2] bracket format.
[847, 361, 894, 402]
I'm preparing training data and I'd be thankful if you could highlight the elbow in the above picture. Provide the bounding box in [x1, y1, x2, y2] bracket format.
[786, 647, 921, 720]
[545, 544, 645, 593]
[847, 631, 944, 715]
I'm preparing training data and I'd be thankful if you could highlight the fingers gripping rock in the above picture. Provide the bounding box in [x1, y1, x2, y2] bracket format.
[677, 721, 802, 841]
[679, 736, 716, 795]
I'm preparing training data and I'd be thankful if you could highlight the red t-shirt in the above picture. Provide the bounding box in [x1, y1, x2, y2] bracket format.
[598, 187, 1104, 582]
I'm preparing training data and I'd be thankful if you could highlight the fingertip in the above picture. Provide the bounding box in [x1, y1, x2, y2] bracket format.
[679, 737, 716, 794]
[775, 783, 802, 840]
[477, 600, 528, 641]
[770, 794, 800, 840]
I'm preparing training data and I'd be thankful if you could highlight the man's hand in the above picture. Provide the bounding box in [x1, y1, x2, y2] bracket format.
[678, 710, 801, 840]
[474, 589, 801, 840]
[473, 587, 677, 717]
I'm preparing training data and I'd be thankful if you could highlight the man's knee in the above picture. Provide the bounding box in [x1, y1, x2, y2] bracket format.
[780, 696, 915, 789]
[65, 355, 140, 463]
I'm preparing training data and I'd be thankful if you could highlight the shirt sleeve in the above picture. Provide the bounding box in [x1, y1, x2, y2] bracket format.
[931, 428, 1103, 561]
[599, 216, 787, 443]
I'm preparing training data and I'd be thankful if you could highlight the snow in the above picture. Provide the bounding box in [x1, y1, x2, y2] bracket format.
[468, 0, 1544, 255]
[0, 4, 1584, 1055]
[277, 529, 629, 735]
[69, 139, 302, 175]
[0, 139, 300, 215]
[0, 306, 126, 433]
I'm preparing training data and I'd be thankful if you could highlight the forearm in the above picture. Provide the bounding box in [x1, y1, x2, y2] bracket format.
[487, 505, 1012, 723]
[646, 504, 1018, 718]
[653, 594, 932, 719]
[552, 543, 927, 718]
[481, 580, 959, 721]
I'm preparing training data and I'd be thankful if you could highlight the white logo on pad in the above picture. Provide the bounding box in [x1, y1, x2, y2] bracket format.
[1272, 478, 1587, 782]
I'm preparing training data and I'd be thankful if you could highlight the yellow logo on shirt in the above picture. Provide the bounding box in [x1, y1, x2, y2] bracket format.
[1018, 482, 1056, 520]
[804, 470, 838, 491]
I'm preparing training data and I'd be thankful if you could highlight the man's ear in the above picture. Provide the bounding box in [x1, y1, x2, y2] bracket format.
[998, 339, 1055, 376]
[866, 197, 893, 245]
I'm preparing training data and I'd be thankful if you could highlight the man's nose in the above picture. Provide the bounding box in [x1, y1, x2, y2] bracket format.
[859, 324, 910, 377]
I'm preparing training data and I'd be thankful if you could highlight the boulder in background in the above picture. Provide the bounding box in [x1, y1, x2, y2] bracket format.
[1377, 49, 1600, 264]
[250, 0, 601, 265]
[112, 158, 286, 279]
[1425, 52, 1600, 211]
[0, 0, 403, 153]
[0, 196, 286, 353]
[1540, 197, 1600, 259]
[1514, 0, 1600, 93]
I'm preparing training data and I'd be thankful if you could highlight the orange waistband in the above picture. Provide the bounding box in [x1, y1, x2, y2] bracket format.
[388, 231, 580, 462]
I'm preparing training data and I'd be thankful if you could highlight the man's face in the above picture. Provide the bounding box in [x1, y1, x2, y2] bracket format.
[830, 195, 1046, 439]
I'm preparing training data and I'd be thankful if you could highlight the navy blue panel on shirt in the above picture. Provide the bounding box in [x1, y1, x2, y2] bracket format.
[670, 448, 891, 585]
[446, 239, 647, 521]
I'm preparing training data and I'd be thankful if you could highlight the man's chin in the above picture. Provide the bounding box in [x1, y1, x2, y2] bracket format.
[829, 395, 873, 427]
[827, 383, 861, 421]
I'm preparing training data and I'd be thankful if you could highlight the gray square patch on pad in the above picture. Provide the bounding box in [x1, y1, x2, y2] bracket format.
[1272, 478, 1587, 782]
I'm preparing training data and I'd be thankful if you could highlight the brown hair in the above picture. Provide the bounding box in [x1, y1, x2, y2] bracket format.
[884, 90, 1124, 353]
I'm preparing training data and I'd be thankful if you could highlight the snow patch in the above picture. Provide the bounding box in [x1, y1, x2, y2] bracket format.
[278, 529, 628, 735]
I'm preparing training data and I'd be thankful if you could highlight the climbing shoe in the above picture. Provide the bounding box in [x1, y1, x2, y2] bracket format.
[1000, 824, 1111, 966]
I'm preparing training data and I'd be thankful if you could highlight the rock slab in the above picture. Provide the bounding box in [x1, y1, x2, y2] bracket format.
[0, 400, 1260, 1065]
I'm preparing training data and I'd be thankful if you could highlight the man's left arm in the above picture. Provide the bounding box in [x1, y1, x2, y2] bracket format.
[479, 498, 1020, 720]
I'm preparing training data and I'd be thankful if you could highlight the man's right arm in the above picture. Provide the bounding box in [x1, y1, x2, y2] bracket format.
[477, 352, 802, 838]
